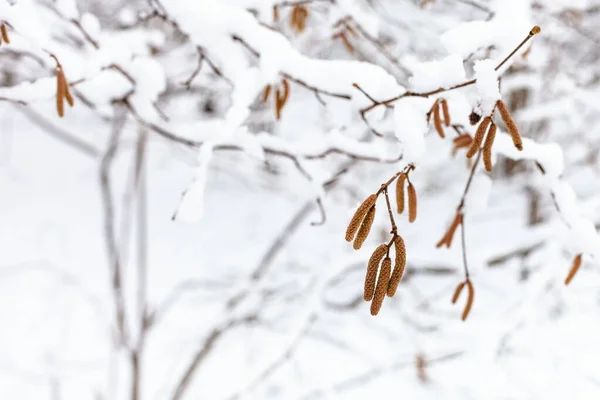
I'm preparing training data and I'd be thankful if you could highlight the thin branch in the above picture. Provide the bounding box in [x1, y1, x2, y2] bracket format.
[100, 105, 129, 346]
[14, 105, 100, 158]
[358, 26, 541, 116]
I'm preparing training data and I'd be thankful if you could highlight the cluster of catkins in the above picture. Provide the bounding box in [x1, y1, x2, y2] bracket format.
[345, 169, 417, 315]
[262, 79, 290, 120]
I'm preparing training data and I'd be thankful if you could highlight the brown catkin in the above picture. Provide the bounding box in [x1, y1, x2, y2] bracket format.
[395, 173, 406, 214]
[280, 79, 290, 108]
[1, 24, 9, 44]
[370, 257, 391, 315]
[451, 281, 465, 304]
[433, 103, 445, 138]
[262, 85, 271, 103]
[387, 235, 406, 297]
[64, 80, 74, 107]
[565, 253, 583, 285]
[353, 205, 376, 250]
[453, 134, 473, 148]
[441, 99, 450, 127]
[408, 182, 417, 223]
[275, 88, 282, 120]
[56, 68, 66, 118]
[345, 194, 377, 242]
[466, 117, 491, 158]
[272, 5, 279, 22]
[364, 244, 387, 301]
[496, 100, 523, 151]
[482, 122, 497, 172]
[462, 280, 475, 321]
[436, 212, 462, 248]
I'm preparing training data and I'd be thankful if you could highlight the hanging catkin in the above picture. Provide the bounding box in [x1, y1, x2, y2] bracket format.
[364, 244, 387, 301]
[466, 117, 491, 158]
[496, 100, 523, 150]
[353, 205, 376, 250]
[387, 235, 406, 297]
[407, 182, 417, 223]
[395, 173, 406, 214]
[482, 122, 497, 172]
[345, 194, 376, 242]
[370, 257, 391, 315]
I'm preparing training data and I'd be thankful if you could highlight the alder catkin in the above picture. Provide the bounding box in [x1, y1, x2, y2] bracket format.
[462, 280, 475, 321]
[433, 103, 445, 138]
[496, 100, 523, 151]
[483, 122, 497, 172]
[407, 182, 417, 223]
[387, 235, 406, 297]
[395, 173, 406, 214]
[64, 80, 74, 107]
[275, 88, 282, 120]
[364, 244, 387, 301]
[353, 205, 376, 250]
[451, 281, 465, 304]
[56, 67, 66, 118]
[0, 24, 9, 44]
[262, 85, 271, 103]
[466, 117, 491, 158]
[280, 79, 290, 108]
[436, 212, 462, 248]
[441, 99, 450, 127]
[345, 194, 377, 242]
[453, 134, 473, 148]
[370, 257, 391, 315]
[565, 253, 583, 285]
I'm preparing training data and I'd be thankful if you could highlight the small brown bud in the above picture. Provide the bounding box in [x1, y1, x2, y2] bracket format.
[466, 117, 491, 158]
[530, 25, 541, 35]
[387, 235, 406, 297]
[433, 103, 445, 138]
[565, 253, 583, 285]
[353, 205, 376, 250]
[440, 99, 450, 127]
[345, 194, 377, 242]
[483, 122, 497, 172]
[462, 280, 474, 321]
[395, 173, 406, 214]
[407, 181, 417, 223]
[364, 244, 387, 301]
[469, 111, 481, 126]
[370, 257, 391, 315]
[496, 100, 523, 151]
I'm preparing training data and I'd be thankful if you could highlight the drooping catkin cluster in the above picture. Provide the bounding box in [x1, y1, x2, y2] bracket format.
[290, 5, 309, 32]
[262, 79, 291, 120]
[0, 23, 9, 45]
[436, 212, 462, 248]
[396, 171, 418, 223]
[427, 99, 451, 138]
[55, 64, 74, 118]
[347, 168, 414, 315]
[496, 100, 523, 151]
[452, 279, 475, 321]
[564, 253, 583, 285]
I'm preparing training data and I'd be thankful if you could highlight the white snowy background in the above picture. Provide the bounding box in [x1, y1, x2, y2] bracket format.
[1, 0, 600, 399]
